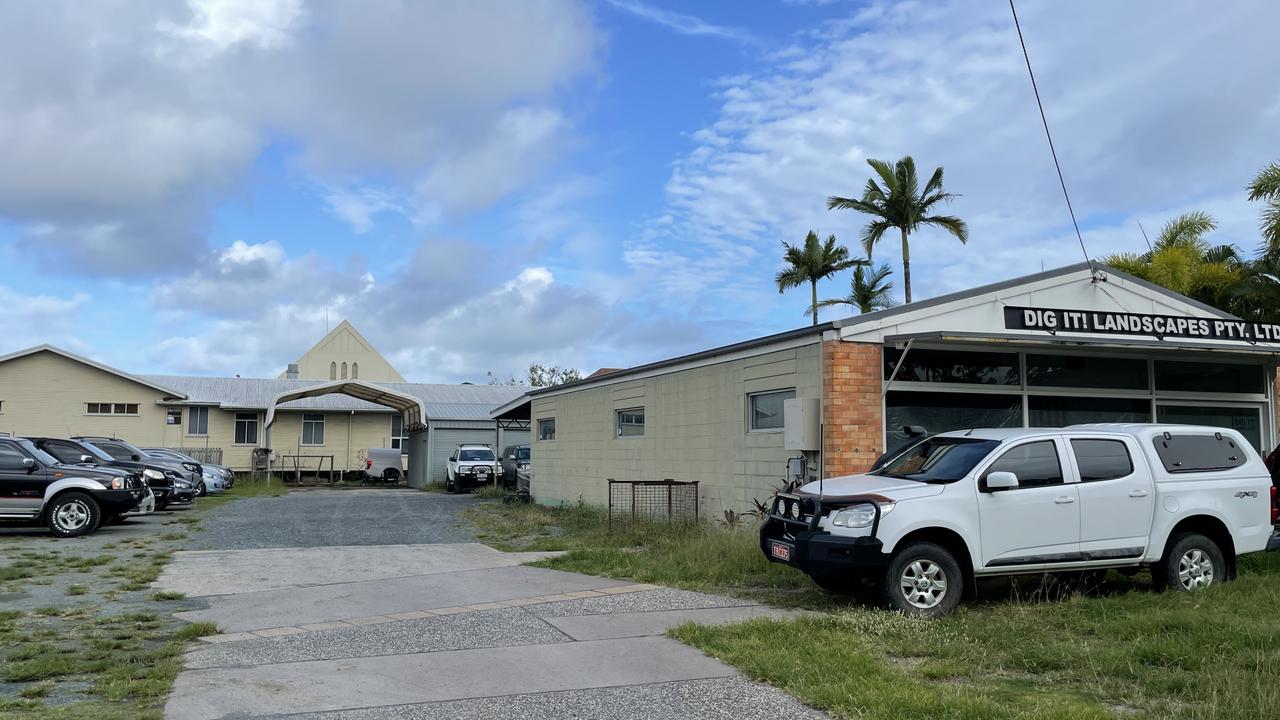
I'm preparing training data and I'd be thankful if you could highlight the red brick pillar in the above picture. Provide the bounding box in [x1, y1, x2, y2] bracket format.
[822, 340, 884, 477]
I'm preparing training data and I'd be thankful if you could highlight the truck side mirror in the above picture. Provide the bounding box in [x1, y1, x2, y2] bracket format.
[22, 457, 36, 472]
[80, 455, 93, 463]
[983, 471, 1019, 492]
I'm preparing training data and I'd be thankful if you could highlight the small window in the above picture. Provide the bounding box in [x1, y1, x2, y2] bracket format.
[41, 440, 81, 464]
[166, 408, 182, 425]
[234, 413, 259, 445]
[87, 403, 138, 416]
[330, 362, 337, 380]
[1070, 439, 1134, 482]
[341, 362, 348, 379]
[616, 408, 644, 438]
[352, 362, 359, 380]
[390, 414, 405, 450]
[188, 407, 209, 435]
[94, 442, 132, 461]
[302, 413, 325, 446]
[1152, 433, 1246, 473]
[982, 440, 1063, 489]
[749, 389, 795, 431]
[537, 418, 556, 441]
[0, 445, 26, 471]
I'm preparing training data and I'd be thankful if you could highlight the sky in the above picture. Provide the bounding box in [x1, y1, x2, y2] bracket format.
[1, 0, 1278, 383]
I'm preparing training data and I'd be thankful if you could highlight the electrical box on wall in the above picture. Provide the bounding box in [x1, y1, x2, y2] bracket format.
[783, 397, 820, 451]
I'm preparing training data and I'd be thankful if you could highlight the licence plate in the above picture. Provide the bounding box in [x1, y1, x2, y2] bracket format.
[769, 541, 792, 561]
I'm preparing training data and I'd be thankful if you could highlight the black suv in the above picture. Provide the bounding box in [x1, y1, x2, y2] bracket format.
[0, 436, 147, 537]
[32, 437, 177, 509]
[60, 437, 196, 508]
[499, 444, 530, 488]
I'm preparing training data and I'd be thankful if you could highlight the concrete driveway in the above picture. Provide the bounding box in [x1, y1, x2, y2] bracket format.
[160, 489, 823, 719]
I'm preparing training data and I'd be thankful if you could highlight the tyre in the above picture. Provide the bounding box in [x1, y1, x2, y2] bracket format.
[45, 492, 101, 538]
[445, 473, 456, 493]
[883, 542, 964, 617]
[196, 481, 207, 497]
[156, 499, 169, 511]
[1155, 532, 1225, 592]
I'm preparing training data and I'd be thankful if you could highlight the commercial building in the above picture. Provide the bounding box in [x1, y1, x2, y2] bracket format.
[0, 321, 527, 481]
[494, 263, 1280, 517]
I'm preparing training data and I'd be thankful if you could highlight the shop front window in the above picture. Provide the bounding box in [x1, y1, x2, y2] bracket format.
[1155, 361, 1263, 394]
[884, 348, 1018, 385]
[1156, 405, 1262, 451]
[1026, 354, 1148, 390]
[1028, 396, 1151, 427]
[885, 391, 1021, 448]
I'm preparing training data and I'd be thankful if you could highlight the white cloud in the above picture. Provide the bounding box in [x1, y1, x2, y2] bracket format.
[160, 0, 304, 53]
[0, 285, 92, 352]
[604, 0, 757, 43]
[642, 0, 1280, 318]
[0, 0, 601, 272]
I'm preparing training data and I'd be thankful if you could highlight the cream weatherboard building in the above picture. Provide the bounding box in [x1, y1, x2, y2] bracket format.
[0, 323, 527, 481]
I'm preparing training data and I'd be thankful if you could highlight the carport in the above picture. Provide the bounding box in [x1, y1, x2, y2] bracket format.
[263, 380, 430, 485]
[490, 393, 532, 454]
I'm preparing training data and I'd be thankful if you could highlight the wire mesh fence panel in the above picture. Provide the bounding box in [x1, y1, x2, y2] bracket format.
[171, 447, 223, 465]
[607, 479, 699, 531]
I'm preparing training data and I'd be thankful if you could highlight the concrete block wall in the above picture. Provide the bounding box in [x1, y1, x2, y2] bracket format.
[531, 343, 824, 517]
[821, 340, 884, 476]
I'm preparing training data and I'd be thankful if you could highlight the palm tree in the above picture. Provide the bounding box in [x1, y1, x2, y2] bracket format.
[809, 262, 896, 318]
[827, 156, 968, 303]
[1102, 212, 1244, 312]
[775, 230, 862, 325]
[1247, 161, 1280, 254]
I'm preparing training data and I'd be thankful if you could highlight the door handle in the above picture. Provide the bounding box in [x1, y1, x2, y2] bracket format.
[1129, 490, 1149, 498]
[1054, 496, 1075, 504]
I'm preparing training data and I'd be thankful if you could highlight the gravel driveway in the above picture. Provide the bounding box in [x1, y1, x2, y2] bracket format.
[185, 488, 474, 550]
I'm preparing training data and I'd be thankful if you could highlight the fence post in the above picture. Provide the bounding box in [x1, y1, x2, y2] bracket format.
[607, 479, 614, 532]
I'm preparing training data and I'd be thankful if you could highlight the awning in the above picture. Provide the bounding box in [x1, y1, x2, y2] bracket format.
[490, 393, 531, 421]
[882, 331, 1280, 357]
[264, 380, 428, 431]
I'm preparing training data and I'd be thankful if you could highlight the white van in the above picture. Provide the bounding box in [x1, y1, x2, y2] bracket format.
[762, 424, 1279, 616]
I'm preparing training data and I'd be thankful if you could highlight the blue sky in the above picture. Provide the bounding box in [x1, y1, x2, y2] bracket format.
[1, 0, 1278, 383]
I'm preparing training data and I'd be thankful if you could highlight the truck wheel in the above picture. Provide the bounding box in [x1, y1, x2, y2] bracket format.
[1156, 533, 1225, 592]
[883, 542, 964, 617]
[45, 492, 102, 538]
[196, 481, 207, 497]
[445, 474, 456, 493]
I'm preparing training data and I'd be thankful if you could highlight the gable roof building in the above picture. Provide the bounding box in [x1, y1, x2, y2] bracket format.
[279, 320, 406, 383]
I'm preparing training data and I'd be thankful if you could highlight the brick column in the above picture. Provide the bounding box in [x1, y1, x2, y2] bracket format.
[822, 340, 884, 477]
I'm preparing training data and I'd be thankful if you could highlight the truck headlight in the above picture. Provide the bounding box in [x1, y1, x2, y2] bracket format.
[143, 468, 164, 480]
[830, 502, 896, 528]
[110, 477, 126, 490]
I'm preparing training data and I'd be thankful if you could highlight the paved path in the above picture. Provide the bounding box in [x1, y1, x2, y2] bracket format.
[161, 490, 823, 719]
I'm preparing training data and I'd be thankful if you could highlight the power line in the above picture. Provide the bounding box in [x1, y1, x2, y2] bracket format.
[1008, 0, 1098, 279]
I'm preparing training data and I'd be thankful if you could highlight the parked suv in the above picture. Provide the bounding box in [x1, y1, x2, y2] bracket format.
[762, 424, 1280, 617]
[0, 437, 147, 537]
[70, 437, 198, 508]
[499, 444, 530, 488]
[142, 448, 234, 491]
[445, 444, 499, 493]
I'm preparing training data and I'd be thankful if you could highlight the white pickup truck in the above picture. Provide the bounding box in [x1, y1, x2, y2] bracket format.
[762, 423, 1280, 616]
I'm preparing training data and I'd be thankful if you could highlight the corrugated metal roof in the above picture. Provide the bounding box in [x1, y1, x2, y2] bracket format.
[140, 375, 527, 421]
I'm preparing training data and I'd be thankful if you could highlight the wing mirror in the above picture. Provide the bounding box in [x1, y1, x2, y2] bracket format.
[984, 471, 1019, 492]
[80, 454, 93, 463]
[22, 457, 36, 473]
[131, 454, 141, 461]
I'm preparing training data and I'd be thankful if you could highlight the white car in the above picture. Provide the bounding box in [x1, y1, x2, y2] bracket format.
[445, 444, 499, 493]
[763, 423, 1279, 616]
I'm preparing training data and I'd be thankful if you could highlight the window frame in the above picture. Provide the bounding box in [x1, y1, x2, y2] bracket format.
[390, 413, 406, 451]
[187, 406, 209, 436]
[747, 389, 795, 433]
[1068, 437, 1135, 483]
[537, 417, 556, 442]
[615, 407, 645, 438]
[86, 402, 140, 416]
[166, 408, 182, 426]
[234, 412, 259, 446]
[301, 413, 326, 446]
[978, 438, 1066, 491]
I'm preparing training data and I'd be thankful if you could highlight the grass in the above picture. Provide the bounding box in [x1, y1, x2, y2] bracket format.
[467, 500, 1280, 719]
[0, 477, 275, 716]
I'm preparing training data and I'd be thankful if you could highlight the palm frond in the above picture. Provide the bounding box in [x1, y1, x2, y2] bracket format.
[866, 158, 898, 195]
[1153, 211, 1216, 252]
[861, 220, 894, 258]
[921, 214, 969, 244]
[921, 165, 945, 197]
[1247, 161, 1280, 202]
